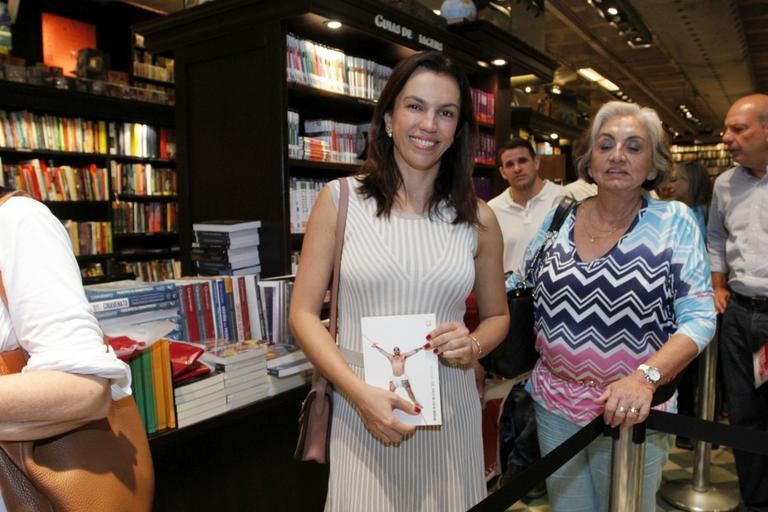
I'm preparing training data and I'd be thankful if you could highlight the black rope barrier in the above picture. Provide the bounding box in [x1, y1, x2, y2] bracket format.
[647, 410, 768, 457]
[469, 415, 607, 512]
[471, 377, 768, 512]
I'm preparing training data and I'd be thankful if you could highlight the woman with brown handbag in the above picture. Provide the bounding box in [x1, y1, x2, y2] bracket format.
[0, 187, 138, 511]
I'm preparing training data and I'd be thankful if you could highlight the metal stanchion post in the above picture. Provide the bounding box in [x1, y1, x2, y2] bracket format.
[659, 334, 740, 511]
[609, 424, 645, 512]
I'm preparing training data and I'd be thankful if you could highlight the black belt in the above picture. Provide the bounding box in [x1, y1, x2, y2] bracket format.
[731, 292, 768, 313]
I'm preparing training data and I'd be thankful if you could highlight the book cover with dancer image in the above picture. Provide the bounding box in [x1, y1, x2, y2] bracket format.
[362, 313, 441, 426]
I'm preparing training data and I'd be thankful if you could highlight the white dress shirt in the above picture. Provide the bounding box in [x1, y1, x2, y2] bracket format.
[0, 196, 131, 399]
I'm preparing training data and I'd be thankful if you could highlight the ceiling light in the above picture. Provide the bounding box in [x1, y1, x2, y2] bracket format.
[491, 58, 507, 67]
[433, 9, 441, 15]
[550, 133, 559, 140]
[598, 78, 620, 91]
[524, 86, 533, 93]
[606, 7, 619, 16]
[510, 73, 538, 85]
[477, 60, 490, 68]
[577, 67, 603, 82]
[551, 85, 561, 95]
[325, 20, 342, 29]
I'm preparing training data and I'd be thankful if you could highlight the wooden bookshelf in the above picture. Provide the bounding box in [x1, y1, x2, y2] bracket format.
[0, 84, 177, 280]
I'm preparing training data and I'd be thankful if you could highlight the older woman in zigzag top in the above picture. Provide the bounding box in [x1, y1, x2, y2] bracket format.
[509, 101, 716, 512]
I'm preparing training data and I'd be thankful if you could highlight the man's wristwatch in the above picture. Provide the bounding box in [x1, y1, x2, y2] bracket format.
[638, 364, 662, 386]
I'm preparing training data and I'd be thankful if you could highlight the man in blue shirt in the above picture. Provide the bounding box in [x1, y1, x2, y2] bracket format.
[708, 93, 768, 511]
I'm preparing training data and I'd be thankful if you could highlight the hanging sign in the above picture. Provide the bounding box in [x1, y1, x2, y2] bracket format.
[373, 14, 444, 52]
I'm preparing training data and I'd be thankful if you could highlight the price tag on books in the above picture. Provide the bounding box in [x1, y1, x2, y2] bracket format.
[362, 313, 441, 426]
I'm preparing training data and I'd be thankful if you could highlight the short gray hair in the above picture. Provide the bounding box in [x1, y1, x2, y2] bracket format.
[576, 101, 671, 190]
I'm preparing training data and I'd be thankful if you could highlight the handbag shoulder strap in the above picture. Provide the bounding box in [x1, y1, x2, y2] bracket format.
[519, 196, 576, 286]
[328, 178, 349, 339]
[547, 196, 576, 234]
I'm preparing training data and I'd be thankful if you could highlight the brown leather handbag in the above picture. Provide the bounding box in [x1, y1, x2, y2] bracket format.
[0, 190, 155, 511]
[294, 177, 349, 464]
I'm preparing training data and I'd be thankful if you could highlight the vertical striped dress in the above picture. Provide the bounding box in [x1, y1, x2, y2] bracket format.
[325, 177, 485, 512]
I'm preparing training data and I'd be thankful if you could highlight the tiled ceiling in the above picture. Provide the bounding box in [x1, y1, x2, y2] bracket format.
[126, 0, 768, 138]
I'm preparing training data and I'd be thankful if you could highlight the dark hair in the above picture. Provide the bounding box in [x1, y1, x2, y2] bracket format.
[679, 160, 711, 208]
[576, 101, 671, 190]
[497, 138, 536, 164]
[357, 51, 479, 225]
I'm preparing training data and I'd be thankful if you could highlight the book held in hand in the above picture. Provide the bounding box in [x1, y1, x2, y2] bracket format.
[362, 313, 441, 426]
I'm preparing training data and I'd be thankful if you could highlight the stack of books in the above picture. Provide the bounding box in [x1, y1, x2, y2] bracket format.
[85, 279, 182, 339]
[192, 220, 261, 277]
[173, 372, 227, 429]
[265, 343, 312, 396]
[201, 341, 269, 411]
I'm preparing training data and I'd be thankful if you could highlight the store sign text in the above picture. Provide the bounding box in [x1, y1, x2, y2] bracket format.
[373, 14, 444, 51]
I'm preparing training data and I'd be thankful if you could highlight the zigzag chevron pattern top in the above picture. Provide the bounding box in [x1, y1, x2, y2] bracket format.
[519, 197, 716, 425]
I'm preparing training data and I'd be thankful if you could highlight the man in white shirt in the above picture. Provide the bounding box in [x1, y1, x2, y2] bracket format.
[488, 138, 565, 274]
[708, 93, 768, 511]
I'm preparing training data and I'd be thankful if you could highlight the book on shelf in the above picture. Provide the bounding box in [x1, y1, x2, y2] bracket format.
[266, 372, 311, 397]
[93, 299, 179, 321]
[90, 288, 179, 313]
[85, 279, 178, 302]
[267, 358, 313, 378]
[362, 313, 441, 426]
[194, 231, 260, 250]
[200, 339, 268, 366]
[129, 339, 176, 434]
[192, 220, 262, 233]
[167, 275, 264, 343]
[258, 275, 295, 344]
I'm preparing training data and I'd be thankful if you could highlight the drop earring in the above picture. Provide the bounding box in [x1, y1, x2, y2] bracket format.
[385, 126, 392, 138]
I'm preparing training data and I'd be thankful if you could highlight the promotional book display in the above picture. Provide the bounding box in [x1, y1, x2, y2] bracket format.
[85, 277, 308, 433]
[362, 314, 441, 426]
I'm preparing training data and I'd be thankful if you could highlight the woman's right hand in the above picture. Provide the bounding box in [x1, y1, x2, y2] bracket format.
[354, 384, 418, 444]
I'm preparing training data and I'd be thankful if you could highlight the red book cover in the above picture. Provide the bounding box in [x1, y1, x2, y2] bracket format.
[183, 284, 200, 342]
[23, 164, 42, 200]
[200, 281, 215, 341]
[89, 164, 98, 200]
[236, 276, 252, 340]
[159, 127, 167, 160]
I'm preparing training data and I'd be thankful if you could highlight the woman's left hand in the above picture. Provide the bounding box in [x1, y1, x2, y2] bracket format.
[594, 372, 654, 429]
[427, 322, 476, 365]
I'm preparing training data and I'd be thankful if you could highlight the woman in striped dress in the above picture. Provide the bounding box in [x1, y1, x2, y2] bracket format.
[514, 101, 716, 512]
[289, 51, 509, 511]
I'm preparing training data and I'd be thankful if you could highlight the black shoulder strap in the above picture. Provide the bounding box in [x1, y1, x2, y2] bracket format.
[547, 196, 576, 234]
[516, 196, 576, 287]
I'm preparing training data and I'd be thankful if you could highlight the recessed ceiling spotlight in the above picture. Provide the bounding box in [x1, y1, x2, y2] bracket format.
[477, 60, 490, 68]
[606, 7, 619, 16]
[550, 133, 559, 140]
[491, 58, 507, 67]
[524, 86, 533, 93]
[551, 85, 561, 95]
[325, 20, 342, 30]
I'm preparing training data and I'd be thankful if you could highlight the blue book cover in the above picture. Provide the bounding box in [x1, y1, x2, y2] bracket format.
[85, 280, 177, 302]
